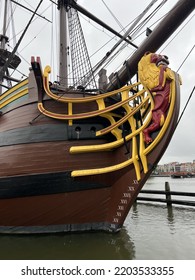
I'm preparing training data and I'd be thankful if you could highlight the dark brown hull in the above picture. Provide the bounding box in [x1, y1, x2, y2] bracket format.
[2, 0, 195, 235]
[0, 108, 179, 233]
[0, 65, 180, 233]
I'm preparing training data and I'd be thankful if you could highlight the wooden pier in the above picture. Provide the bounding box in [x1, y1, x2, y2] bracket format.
[136, 182, 195, 206]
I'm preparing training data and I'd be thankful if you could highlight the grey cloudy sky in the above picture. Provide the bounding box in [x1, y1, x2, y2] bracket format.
[2, 0, 195, 164]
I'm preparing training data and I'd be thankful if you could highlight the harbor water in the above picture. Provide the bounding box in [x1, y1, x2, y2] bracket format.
[0, 177, 194, 260]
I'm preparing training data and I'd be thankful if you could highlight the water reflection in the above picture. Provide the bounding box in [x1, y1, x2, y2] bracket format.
[0, 228, 135, 260]
[132, 203, 139, 218]
[166, 205, 175, 233]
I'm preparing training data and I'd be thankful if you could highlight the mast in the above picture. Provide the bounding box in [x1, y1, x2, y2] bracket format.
[106, 0, 195, 91]
[0, 0, 9, 94]
[58, 0, 69, 88]
[57, 0, 97, 90]
[0, 0, 42, 94]
[1, 0, 8, 50]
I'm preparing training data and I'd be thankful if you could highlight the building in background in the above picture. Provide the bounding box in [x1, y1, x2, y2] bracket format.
[155, 160, 195, 176]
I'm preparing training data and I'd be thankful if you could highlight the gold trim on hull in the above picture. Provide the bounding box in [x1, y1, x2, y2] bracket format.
[71, 76, 177, 179]
[0, 79, 28, 109]
[37, 64, 179, 181]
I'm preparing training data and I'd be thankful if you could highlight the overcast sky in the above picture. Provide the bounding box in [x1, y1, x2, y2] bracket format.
[1, 0, 195, 164]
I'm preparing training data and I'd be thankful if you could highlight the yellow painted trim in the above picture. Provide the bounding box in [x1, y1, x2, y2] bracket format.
[43, 65, 141, 103]
[68, 102, 73, 126]
[37, 92, 143, 120]
[96, 95, 149, 136]
[139, 132, 148, 173]
[71, 155, 138, 177]
[70, 72, 178, 181]
[0, 88, 28, 109]
[121, 89, 129, 101]
[69, 112, 153, 154]
[0, 79, 28, 101]
[100, 113, 122, 139]
[96, 98, 105, 110]
[132, 136, 141, 181]
[41, 64, 178, 181]
[70, 91, 153, 154]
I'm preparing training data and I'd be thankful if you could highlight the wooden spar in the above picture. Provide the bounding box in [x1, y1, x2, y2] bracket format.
[67, 0, 137, 48]
[106, 0, 195, 91]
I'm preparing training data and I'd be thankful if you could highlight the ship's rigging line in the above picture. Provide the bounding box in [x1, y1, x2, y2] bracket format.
[2, 0, 17, 45]
[4, 0, 165, 85]
[1, 1, 193, 90]
[55, 31, 195, 127]
[10, 1, 188, 128]
[84, 0, 166, 78]
[129, 0, 168, 40]
[78, 0, 167, 65]
[101, 0, 127, 32]
[160, 13, 195, 54]
[0, 0, 44, 83]
[47, 2, 195, 91]
[7, 20, 49, 70]
[4, 0, 52, 82]
[40, 0, 162, 86]
[9, 2, 52, 48]
[110, 0, 195, 75]
[101, 1, 169, 75]
[68, 1, 137, 48]
[103, 11, 195, 88]
[10, 0, 51, 23]
[10, 1, 17, 50]
[175, 44, 195, 129]
[175, 86, 195, 131]
[30, 38, 195, 126]
[177, 44, 195, 72]
[62, 0, 167, 87]
[49, 0, 57, 5]
[81, 0, 166, 62]
[132, 0, 194, 43]
[0, 0, 193, 92]
[4, 1, 53, 80]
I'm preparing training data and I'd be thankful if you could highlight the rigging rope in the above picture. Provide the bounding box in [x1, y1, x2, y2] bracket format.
[80, 0, 164, 76]
[130, 0, 167, 39]
[0, 0, 44, 83]
[175, 44, 195, 128]
[176, 85, 195, 130]
[91, 0, 167, 78]
[160, 13, 195, 53]
[9, 3, 52, 45]
[177, 44, 195, 72]
[101, 0, 125, 32]
[68, 7, 97, 89]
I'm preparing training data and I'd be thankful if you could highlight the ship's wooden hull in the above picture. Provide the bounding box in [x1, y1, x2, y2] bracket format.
[0, 61, 180, 233]
[0, 107, 179, 233]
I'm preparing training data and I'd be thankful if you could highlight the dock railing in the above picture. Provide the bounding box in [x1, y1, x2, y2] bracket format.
[136, 181, 195, 207]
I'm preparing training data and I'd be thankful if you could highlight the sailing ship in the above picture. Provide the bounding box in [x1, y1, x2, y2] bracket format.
[0, 0, 194, 234]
